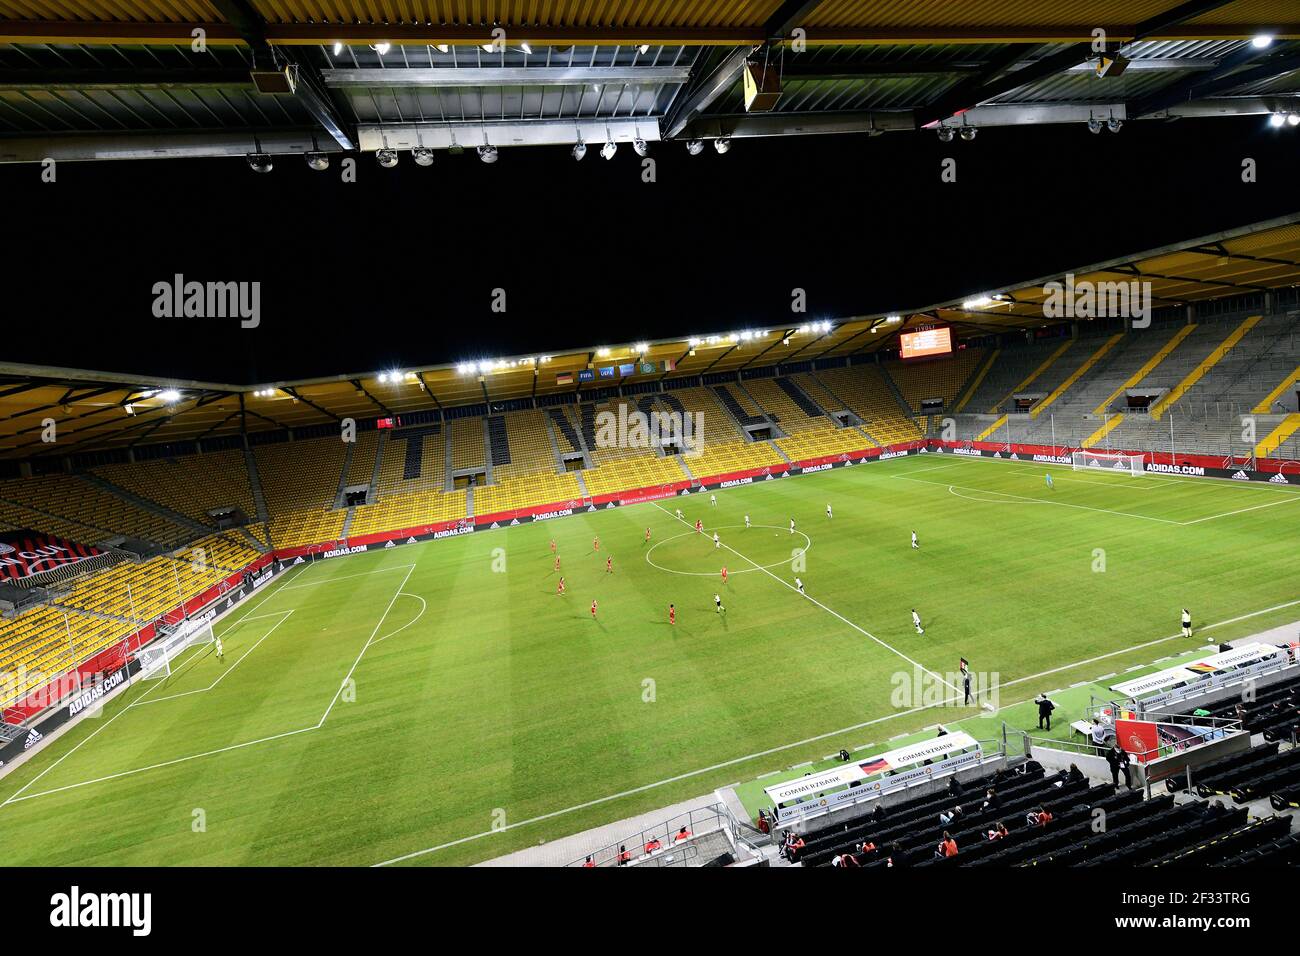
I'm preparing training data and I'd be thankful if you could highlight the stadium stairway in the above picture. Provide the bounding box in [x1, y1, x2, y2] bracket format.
[1082, 412, 1126, 448]
[242, 443, 271, 529]
[80, 472, 214, 540]
[978, 339, 1075, 414]
[334, 438, 356, 507]
[1255, 413, 1300, 458]
[1253, 364, 1300, 415]
[1030, 333, 1123, 419]
[1149, 315, 1263, 419]
[952, 348, 1000, 412]
[369, 431, 387, 499]
[1092, 324, 1197, 415]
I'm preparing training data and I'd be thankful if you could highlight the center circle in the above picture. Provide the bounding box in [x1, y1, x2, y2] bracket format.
[645, 524, 812, 576]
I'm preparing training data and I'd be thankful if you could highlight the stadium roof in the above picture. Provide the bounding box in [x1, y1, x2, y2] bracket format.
[1, 0, 1298, 163]
[2, 211, 1297, 462]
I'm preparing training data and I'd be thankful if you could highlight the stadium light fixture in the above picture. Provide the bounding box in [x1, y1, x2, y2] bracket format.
[1252, 34, 1274, 48]
[412, 147, 435, 166]
[1268, 112, 1287, 128]
[376, 148, 398, 168]
[632, 343, 649, 354]
[963, 295, 994, 309]
[246, 153, 273, 173]
[686, 140, 704, 155]
[638, 44, 650, 54]
[332, 42, 343, 56]
[159, 389, 181, 403]
[936, 126, 954, 142]
[714, 137, 731, 154]
[632, 137, 649, 157]
[1087, 117, 1102, 134]
[596, 347, 612, 358]
[1289, 114, 1300, 127]
[520, 42, 532, 54]
[371, 42, 391, 55]
[959, 126, 977, 141]
[477, 144, 499, 163]
[435, 44, 450, 53]
[571, 141, 587, 161]
[1106, 117, 1122, 133]
[600, 140, 618, 160]
[305, 152, 330, 171]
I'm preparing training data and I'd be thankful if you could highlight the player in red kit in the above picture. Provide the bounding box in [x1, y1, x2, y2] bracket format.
[554, 555, 561, 572]
[550, 539, 556, 553]
[590, 600, 598, 619]
[606, 556, 613, 574]
[695, 519, 703, 534]
[721, 567, 728, 584]
[645, 527, 651, 544]
[593, 536, 600, 552]
[557, 576, 565, 595]
[668, 604, 676, 625]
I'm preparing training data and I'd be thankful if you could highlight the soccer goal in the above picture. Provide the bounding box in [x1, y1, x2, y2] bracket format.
[137, 618, 214, 679]
[1070, 450, 1146, 476]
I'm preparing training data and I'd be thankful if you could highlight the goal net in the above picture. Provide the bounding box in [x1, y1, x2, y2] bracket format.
[137, 618, 214, 679]
[1070, 450, 1145, 476]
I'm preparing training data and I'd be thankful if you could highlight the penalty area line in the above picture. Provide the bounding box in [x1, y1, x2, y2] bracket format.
[371, 595, 1300, 867]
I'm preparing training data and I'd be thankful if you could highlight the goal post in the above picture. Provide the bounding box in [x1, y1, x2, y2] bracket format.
[1071, 450, 1146, 476]
[137, 618, 215, 679]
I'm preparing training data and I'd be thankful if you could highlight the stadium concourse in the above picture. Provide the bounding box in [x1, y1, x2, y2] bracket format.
[0, 215, 1299, 866]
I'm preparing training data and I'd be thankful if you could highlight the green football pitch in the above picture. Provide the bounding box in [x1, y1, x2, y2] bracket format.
[1, 453, 1298, 866]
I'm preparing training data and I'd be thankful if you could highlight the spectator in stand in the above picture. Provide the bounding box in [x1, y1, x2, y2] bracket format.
[1036, 692, 1056, 730]
[583, 856, 595, 868]
[617, 845, 632, 866]
[1066, 763, 1086, 784]
[981, 788, 999, 812]
[644, 837, 663, 854]
[674, 826, 692, 843]
[987, 821, 1009, 841]
[1106, 744, 1133, 789]
[831, 852, 860, 867]
[1038, 807, 1054, 826]
[783, 832, 807, 863]
[947, 775, 963, 797]
[1026, 806, 1043, 827]
[937, 832, 958, 858]
[871, 802, 888, 824]
[756, 809, 771, 835]
[856, 840, 876, 855]
[939, 805, 963, 827]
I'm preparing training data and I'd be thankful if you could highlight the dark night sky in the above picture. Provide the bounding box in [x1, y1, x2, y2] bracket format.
[3, 114, 1297, 385]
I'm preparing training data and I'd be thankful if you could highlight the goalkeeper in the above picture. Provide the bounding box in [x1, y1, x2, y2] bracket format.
[1044, 472, 1054, 490]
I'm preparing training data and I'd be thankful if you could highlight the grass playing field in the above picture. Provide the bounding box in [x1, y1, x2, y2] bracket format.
[1, 453, 1298, 866]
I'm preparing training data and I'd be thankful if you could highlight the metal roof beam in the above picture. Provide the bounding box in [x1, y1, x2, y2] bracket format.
[206, 0, 355, 151]
[915, 0, 1242, 128]
[321, 66, 691, 88]
[1130, 44, 1300, 116]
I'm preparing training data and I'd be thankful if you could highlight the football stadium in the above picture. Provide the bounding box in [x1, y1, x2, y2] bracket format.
[1, 0, 1300, 922]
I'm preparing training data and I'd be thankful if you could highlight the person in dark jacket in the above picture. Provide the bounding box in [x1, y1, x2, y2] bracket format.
[1106, 744, 1132, 788]
[1035, 692, 1056, 730]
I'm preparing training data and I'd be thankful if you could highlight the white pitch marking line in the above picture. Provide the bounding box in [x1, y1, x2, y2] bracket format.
[371, 594, 1300, 866]
[892, 473, 1182, 525]
[650, 502, 959, 695]
[278, 564, 415, 591]
[129, 610, 295, 707]
[372, 593, 427, 646]
[3, 563, 418, 807]
[1178, 495, 1300, 525]
[0, 560, 313, 809]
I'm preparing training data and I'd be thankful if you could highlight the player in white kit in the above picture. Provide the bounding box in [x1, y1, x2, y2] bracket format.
[826, 503, 832, 519]
[911, 530, 918, 550]
[912, 608, 924, 635]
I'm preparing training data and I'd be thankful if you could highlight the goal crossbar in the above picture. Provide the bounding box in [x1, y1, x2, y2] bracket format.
[1071, 450, 1145, 476]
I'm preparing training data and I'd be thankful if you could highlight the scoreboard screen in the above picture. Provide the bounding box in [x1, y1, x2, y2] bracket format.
[376, 416, 402, 430]
[899, 327, 953, 360]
